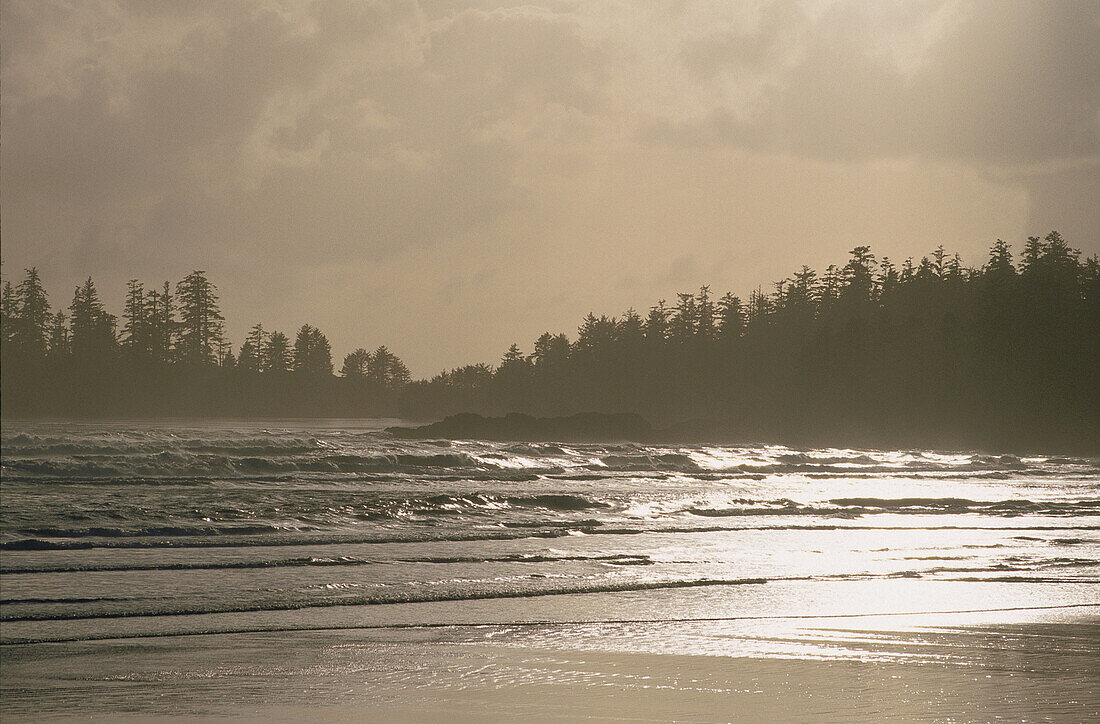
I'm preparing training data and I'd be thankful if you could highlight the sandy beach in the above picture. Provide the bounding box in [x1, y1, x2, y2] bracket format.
[3, 620, 1098, 722]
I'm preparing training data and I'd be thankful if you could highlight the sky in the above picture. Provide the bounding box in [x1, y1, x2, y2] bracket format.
[2, 0, 1098, 376]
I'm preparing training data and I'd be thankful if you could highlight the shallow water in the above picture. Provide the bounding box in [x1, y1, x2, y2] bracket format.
[2, 419, 1097, 659]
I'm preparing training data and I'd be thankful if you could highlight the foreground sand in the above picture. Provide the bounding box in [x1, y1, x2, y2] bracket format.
[3, 622, 1098, 722]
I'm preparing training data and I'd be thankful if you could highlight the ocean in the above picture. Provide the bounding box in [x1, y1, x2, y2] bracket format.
[2, 420, 1098, 718]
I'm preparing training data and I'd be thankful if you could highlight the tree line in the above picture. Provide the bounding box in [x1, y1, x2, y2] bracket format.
[1, 269, 409, 416]
[3, 231, 1098, 451]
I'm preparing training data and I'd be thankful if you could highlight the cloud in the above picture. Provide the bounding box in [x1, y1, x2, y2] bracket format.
[650, 0, 1100, 168]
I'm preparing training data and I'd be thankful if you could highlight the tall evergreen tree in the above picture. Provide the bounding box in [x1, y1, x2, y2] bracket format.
[669, 293, 698, 341]
[532, 332, 571, 366]
[238, 323, 268, 373]
[1020, 236, 1045, 275]
[695, 286, 716, 339]
[1, 280, 17, 347]
[176, 271, 225, 365]
[985, 240, 1015, 278]
[14, 267, 51, 356]
[340, 347, 370, 378]
[616, 309, 645, 344]
[68, 278, 117, 360]
[292, 324, 333, 376]
[47, 312, 70, 357]
[121, 279, 149, 353]
[841, 246, 876, 302]
[716, 292, 744, 340]
[367, 345, 410, 388]
[264, 331, 292, 373]
[644, 301, 670, 342]
[146, 282, 177, 363]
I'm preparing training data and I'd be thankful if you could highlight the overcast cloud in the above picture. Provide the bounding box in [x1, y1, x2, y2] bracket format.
[2, 0, 1097, 374]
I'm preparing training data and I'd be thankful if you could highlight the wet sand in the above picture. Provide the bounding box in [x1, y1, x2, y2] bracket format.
[3, 622, 1098, 722]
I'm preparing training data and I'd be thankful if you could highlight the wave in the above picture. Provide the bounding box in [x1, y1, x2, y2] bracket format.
[8, 438, 1094, 482]
[8, 564, 1097, 623]
[1, 493, 614, 544]
[6, 603, 1099, 646]
[11, 524, 291, 539]
[0, 577, 772, 622]
[1, 451, 493, 479]
[0, 552, 655, 575]
[688, 497, 1100, 518]
[4, 522, 1096, 552]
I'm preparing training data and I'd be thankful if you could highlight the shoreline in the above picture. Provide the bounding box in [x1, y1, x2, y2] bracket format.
[3, 623, 1098, 722]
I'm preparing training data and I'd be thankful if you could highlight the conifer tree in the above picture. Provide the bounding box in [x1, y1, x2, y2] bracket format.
[669, 293, 697, 342]
[644, 301, 670, 342]
[985, 240, 1015, 278]
[1, 280, 17, 347]
[716, 292, 744, 340]
[366, 345, 410, 388]
[340, 347, 370, 378]
[292, 324, 333, 375]
[121, 279, 148, 353]
[1020, 236, 1045, 275]
[238, 323, 268, 373]
[264, 331, 292, 373]
[695, 286, 716, 339]
[176, 271, 225, 365]
[68, 278, 117, 360]
[14, 267, 51, 356]
[787, 266, 818, 310]
[532, 332, 570, 366]
[146, 282, 177, 363]
[616, 309, 645, 344]
[841, 246, 876, 302]
[47, 312, 70, 357]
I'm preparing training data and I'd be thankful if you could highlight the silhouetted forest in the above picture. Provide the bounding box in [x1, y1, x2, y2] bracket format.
[3, 232, 1098, 452]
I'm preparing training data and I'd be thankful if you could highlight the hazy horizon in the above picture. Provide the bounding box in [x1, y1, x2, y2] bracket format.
[3, 0, 1098, 376]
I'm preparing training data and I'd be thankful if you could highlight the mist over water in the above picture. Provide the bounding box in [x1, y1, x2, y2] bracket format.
[2, 420, 1097, 659]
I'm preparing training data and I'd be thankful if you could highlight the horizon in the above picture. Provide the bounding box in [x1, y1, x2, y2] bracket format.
[0, 231, 1092, 378]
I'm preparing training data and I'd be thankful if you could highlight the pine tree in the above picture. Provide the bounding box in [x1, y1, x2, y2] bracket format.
[146, 282, 177, 363]
[14, 267, 51, 356]
[820, 265, 842, 305]
[787, 266, 818, 310]
[176, 271, 225, 365]
[644, 301, 670, 342]
[264, 331, 292, 373]
[876, 258, 899, 300]
[68, 278, 117, 360]
[238, 323, 268, 373]
[746, 288, 771, 326]
[842, 246, 876, 302]
[47, 312, 70, 357]
[616, 308, 645, 344]
[501, 343, 525, 366]
[695, 286, 716, 339]
[532, 332, 570, 366]
[292, 324, 333, 375]
[1, 280, 17, 347]
[367, 345, 410, 388]
[931, 245, 947, 278]
[340, 347, 370, 378]
[121, 279, 148, 353]
[985, 240, 1015, 279]
[669, 292, 698, 342]
[716, 292, 744, 340]
[1020, 236, 1045, 275]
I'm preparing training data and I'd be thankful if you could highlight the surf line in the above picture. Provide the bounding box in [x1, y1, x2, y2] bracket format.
[3, 602, 1098, 646]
